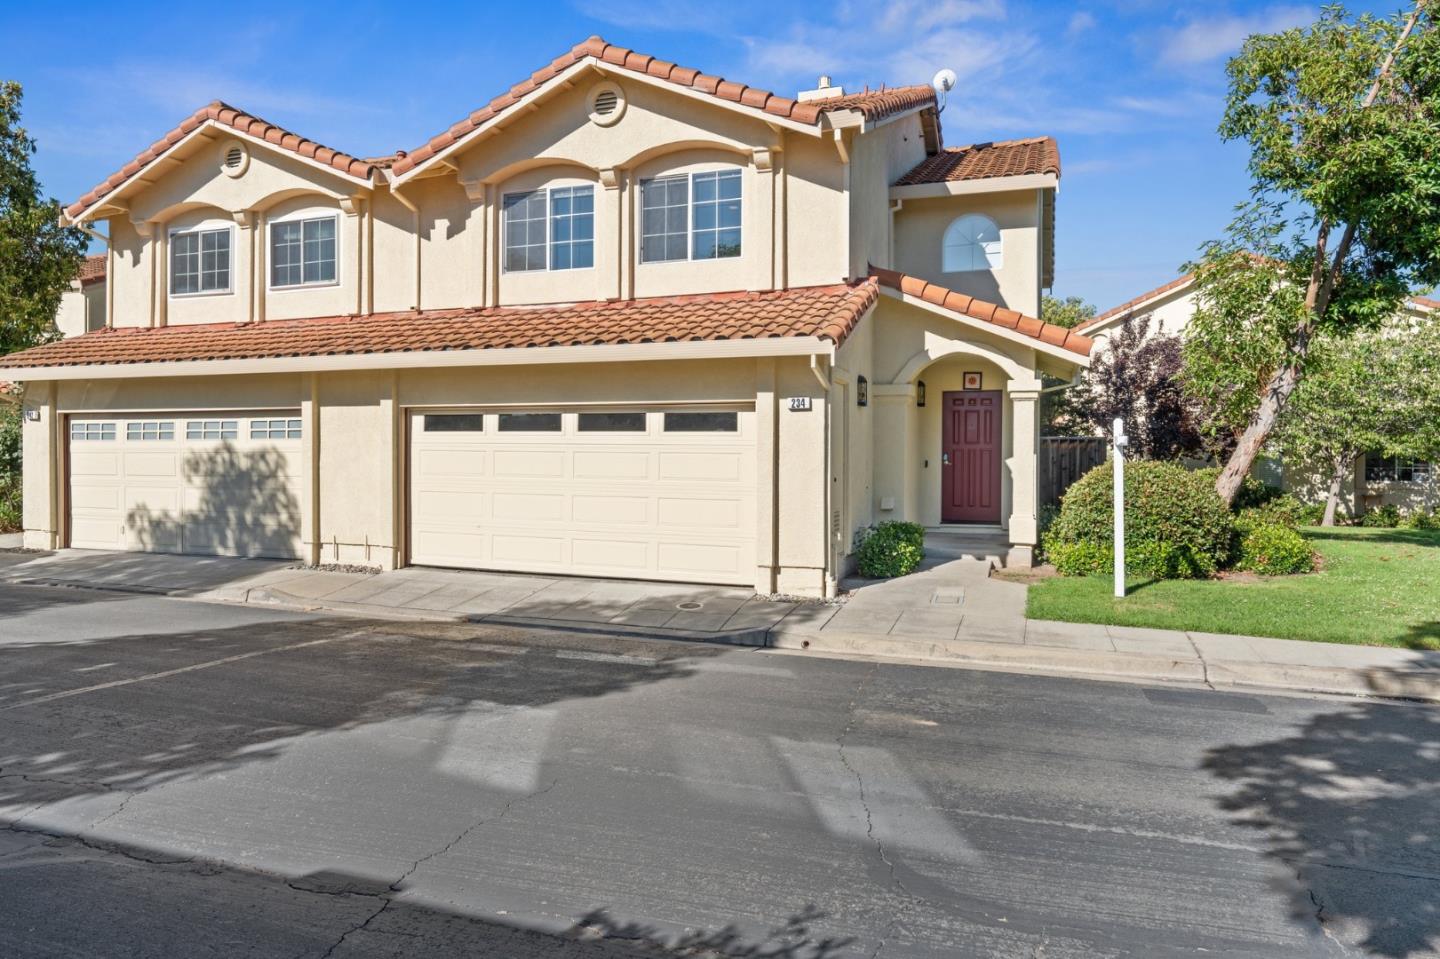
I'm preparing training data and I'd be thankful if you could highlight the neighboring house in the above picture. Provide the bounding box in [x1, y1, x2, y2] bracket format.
[0, 37, 1089, 594]
[53, 254, 108, 338]
[1080, 273, 1437, 515]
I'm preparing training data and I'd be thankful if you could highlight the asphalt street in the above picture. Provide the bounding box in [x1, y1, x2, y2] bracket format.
[1, 581, 1436, 958]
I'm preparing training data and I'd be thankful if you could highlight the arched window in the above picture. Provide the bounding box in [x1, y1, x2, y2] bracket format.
[942, 214, 1002, 272]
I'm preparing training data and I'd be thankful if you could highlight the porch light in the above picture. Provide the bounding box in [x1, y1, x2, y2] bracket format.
[916, 380, 926, 407]
[857, 375, 868, 407]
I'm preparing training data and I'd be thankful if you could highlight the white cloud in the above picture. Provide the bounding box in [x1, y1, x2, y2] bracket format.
[1158, 6, 1312, 65]
[1067, 11, 1097, 35]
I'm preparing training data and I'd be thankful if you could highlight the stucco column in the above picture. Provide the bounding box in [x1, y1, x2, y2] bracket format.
[751, 148, 776, 292]
[872, 384, 915, 522]
[21, 382, 59, 550]
[754, 358, 778, 594]
[1007, 380, 1043, 564]
[598, 168, 622, 302]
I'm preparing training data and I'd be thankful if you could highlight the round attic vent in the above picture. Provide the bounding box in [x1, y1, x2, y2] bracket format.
[588, 82, 626, 127]
[220, 141, 249, 178]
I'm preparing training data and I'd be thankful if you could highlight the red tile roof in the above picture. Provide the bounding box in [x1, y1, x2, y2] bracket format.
[895, 136, 1060, 186]
[0, 283, 877, 371]
[76, 254, 106, 285]
[870, 266, 1091, 357]
[64, 102, 378, 220]
[390, 37, 937, 178]
[1075, 273, 1195, 332]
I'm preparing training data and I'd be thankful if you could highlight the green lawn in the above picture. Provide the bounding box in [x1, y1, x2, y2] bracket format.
[1026, 526, 1440, 649]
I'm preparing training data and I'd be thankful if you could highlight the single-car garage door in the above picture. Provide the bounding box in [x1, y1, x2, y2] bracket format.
[408, 408, 757, 585]
[67, 412, 305, 558]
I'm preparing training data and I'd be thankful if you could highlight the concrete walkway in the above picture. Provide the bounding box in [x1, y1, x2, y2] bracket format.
[3, 546, 1438, 702]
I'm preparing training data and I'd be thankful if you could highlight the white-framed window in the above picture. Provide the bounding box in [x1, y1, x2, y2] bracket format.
[186, 420, 238, 440]
[270, 215, 337, 288]
[502, 186, 595, 273]
[942, 214, 1002, 272]
[70, 422, 116, 441]
[1365, 454, 1431, 483]
[171, 227, 232, 295]
[126, 421, 175, 441]
[250, 418, 302, 440]
[640, 169, 743, 263]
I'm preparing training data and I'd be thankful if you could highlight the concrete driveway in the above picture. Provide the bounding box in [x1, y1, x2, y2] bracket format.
[3, 581, 1438, 957]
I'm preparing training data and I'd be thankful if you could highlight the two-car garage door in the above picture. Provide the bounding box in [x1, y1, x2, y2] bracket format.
[67, 412, 305, 559]
[408, 407, 758, 585]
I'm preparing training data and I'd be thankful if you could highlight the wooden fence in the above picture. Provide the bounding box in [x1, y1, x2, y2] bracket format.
[1039, 436, 1108, 510]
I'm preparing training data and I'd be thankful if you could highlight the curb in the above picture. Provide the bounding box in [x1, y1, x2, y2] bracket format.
[467, 613, 770, 647]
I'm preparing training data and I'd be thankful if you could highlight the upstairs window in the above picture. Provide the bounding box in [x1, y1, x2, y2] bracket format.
[640, 169, 742, 263]
[171, 227, 231, 295]
[1365, 454, 1431, 483]
[502, 186, 594, 273]
[942, 214, 1002, 272]
[271, 215, 337, 288]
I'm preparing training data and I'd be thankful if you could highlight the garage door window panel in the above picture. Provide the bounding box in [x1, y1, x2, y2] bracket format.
[578, 411, 647, 432]
[71, 422, 116, 441]
[250, 418, 302, 440]
[498, 412, 562, 432]
[126, 421, 175, 441]
[423, 413, 486, 432]
[187, 420, 238, 441]
[664, 411, 738, 432]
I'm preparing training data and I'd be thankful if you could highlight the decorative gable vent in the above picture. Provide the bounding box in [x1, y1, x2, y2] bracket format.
[588, 82, 626, 127]
[219, 141, 249, 178]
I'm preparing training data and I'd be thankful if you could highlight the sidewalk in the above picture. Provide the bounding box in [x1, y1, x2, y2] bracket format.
[3, 547, 1438, 702]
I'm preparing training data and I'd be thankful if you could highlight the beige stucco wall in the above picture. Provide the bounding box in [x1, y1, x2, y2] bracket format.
[1087, 285, 1197, 351]
[892, 190, 1042, 317]
[54, 282, 105, 337]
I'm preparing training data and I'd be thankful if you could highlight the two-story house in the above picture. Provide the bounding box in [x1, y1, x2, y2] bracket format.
[0, 37, 1090, 596]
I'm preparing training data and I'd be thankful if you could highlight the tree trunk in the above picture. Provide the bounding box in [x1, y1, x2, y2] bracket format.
[1322, 453, 1351, 526]
[1215, 359, 1303, 505]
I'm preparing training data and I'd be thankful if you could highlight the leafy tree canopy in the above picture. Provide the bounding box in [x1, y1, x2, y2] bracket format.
[0, 80, 86, 359]
[1076, 313, 1205, 460]
[1186, 2, 1440, 504]
[1041, 295, 1098, 330]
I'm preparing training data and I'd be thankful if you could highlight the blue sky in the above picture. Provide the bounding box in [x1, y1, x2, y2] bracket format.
[7, 0, 1387, 310]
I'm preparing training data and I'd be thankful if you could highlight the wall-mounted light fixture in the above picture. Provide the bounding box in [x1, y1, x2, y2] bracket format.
[916, 380, 926, 407]
[856, 375, 868, 407]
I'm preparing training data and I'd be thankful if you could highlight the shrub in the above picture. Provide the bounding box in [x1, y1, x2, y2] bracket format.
[1361, 504, 1402, 528]
[855, 521, 925, 578]
[1235, 493, 1307, 531]
[1047, 459, 1234, 579]
[0, 406, 19, 534]
[1236, 523, 1315, 575]
[1399, 509, 1440, 530]
[0, 478, 18, 534]
[1296, 502, 1330, 526]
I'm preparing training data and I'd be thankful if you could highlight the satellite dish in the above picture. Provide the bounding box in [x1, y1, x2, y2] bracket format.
[932, 68, 958, 112]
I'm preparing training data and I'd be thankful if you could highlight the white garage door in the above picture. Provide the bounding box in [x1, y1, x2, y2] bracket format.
[68, 412, 305, 559]
[408, 408, 757, 585]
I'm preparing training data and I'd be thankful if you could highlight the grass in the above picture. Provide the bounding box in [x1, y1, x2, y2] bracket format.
[1026, 526, 1440, 649]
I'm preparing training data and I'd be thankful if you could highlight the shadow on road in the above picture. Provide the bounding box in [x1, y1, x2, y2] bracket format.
[1204, 702, 1440, 957]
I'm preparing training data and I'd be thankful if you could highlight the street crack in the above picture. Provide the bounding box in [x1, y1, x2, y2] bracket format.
[1184, 633, 1216, 690]
[315, 777, 561, 958]
[835, 664, 913, 959]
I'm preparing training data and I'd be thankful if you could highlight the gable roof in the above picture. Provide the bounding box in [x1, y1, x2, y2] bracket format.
[870, 266, 1091, 358]
[389, 36, 938, 180]
[0, 283, 877, 377]
[896, 136, 1059, 186]
[1075, 273, 1196, 333]
[64, 102, 379, 222]
[76, 254, 106, 285]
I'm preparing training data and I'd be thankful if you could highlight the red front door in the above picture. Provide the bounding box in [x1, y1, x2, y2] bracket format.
[942, 391, 1002, 524]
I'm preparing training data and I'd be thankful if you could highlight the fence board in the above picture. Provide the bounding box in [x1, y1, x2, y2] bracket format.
[1040, 436, 1108, 510]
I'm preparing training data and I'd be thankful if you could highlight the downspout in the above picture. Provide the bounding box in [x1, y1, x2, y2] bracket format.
[811, 353, 835, 598]
[390, 185, 422, 311]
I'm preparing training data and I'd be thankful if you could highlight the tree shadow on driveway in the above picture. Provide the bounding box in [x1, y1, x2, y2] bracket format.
[1203, 701, 1440, 957]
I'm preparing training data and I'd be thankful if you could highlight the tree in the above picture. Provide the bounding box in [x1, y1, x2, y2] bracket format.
[1038, 294, 1098, 434]
[1276, 314, 1440, 524]
[1040, 294, 1097, 330]
[1074, 313, 1204, 459]
[0, 80, 86, 360]
[1187, 2, 1440, 505]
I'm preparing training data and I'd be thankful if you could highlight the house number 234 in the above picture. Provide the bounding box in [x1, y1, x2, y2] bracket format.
[788, 397, 813, 412]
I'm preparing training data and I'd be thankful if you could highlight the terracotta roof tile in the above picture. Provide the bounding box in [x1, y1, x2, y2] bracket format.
[895, 136, 1060, 186]
[76, 254, 106, 285]
[869, 266, 1091, 358]
[389, 37, 937, 178]
[65, 102, 376, 220]
[0, 283, 878, 372]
